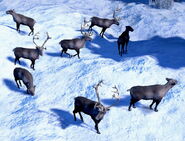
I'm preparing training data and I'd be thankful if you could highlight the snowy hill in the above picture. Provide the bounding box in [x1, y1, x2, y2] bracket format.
[0, 0, 185, 141]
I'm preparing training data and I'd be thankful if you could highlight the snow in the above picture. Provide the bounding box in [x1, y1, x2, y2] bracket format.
[0, 0, 185, 141]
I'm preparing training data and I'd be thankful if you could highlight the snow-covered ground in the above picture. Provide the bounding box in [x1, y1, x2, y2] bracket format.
[0, 0, 185, 141]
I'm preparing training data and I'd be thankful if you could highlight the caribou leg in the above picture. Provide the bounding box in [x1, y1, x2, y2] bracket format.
[15, 79, 20, 88]
[28, 26, 34, 36]
[100, 28, 106, 38]
[16, 23, 20, 32]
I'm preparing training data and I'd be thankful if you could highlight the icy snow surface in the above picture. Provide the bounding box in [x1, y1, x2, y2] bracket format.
[0, 0, 185, 141]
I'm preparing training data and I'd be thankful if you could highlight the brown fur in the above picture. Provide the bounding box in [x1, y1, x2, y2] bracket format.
[117, 26, 134, 56]
[89, 17, 119, 38]
[6, 10, 36, 35]
[13, 67, 35, 95]
[13, 47, 45, 70]
[59, 36, 92, 59]
[73, 96, 108, 134]
[128, 78, 177, 112]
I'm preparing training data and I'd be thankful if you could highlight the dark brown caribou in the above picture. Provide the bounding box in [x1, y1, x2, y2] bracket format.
[73, 80, 120, 134]
[6, 9, 36, 35]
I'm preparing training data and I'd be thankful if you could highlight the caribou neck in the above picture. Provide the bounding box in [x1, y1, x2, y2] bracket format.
[36, 47, 44, 56]
[11, 12, 18, 21]
[164, 81, 174, 90]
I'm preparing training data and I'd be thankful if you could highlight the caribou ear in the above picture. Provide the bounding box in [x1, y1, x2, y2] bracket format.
[166, 78, 171, 81]
[34, 85, 36, 88]
[106, 107, 110, 111]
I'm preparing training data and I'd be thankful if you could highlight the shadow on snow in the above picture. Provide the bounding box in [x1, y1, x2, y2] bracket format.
[50, 108, 83, 129]
[3, 78, 28, 95]
[1, 24, 27, 35]
[45, 52, 61, 58]
[7, 56, 29, 67]
[87, 30, 185, 69]
[102, 95, 156, 113]
[102, 95, 144, 108]
[45, 29, 185, 69]
[111, 0, 148, 4]
[127, 36, 185, 69]
[86, 30, 121, 61]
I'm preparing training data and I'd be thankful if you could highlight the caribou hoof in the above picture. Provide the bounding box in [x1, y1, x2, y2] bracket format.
[154, 109, 158, 112]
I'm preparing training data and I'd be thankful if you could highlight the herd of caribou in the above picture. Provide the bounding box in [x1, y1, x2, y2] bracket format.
[6, 9, 177, 134]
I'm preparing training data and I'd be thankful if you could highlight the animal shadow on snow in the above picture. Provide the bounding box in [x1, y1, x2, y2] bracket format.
[3, 78, 28, 95]
[127, 36, 185, 69]
[102, 95, 154, 113]
[45, 52, 61, 58]
[7, 56, 28, 68]
[111, 0, 148, 4]
[102, 95, 143, 108]
[88, 31, 185, 69]
[139, 105, 157, 114]
[86, 30, 122, 61]
[46, 52, 71, 58]
[2, 25, 27, 35]
[51, 108, 84, 129]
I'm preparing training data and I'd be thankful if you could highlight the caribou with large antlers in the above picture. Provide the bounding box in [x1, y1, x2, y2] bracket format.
[13, 32, 51, 70]
[73, 80, 120, 134]
[59, 20, 92, 59]
[88, 8, 121, 38]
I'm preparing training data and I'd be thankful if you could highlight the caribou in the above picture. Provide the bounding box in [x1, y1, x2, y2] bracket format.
[13, 32, 51, 70]
[117, 26, 134, 56]
[6, 9, 36, 35]
[59, 20, 93, 59]
[13, 67, 35, 95]
[127, 78, 177, 112]
[87, 8, 121, 38]
[73, 80, 120, 134]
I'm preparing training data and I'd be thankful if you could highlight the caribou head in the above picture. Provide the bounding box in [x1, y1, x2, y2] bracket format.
[93, 80, 120, 120]
[33, 32, 51, 55]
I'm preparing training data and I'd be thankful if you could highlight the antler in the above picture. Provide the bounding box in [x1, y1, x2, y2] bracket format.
[93, 80, 104, 103]
[112, 85, 120, 99]
[94, 103, 105, 111]
[113, 7, 122, 21]
[41, 32, 51, 50]
[106, 86, 120, 109]
[33, 32, 40, 47]
[81, 18, 93, 37]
